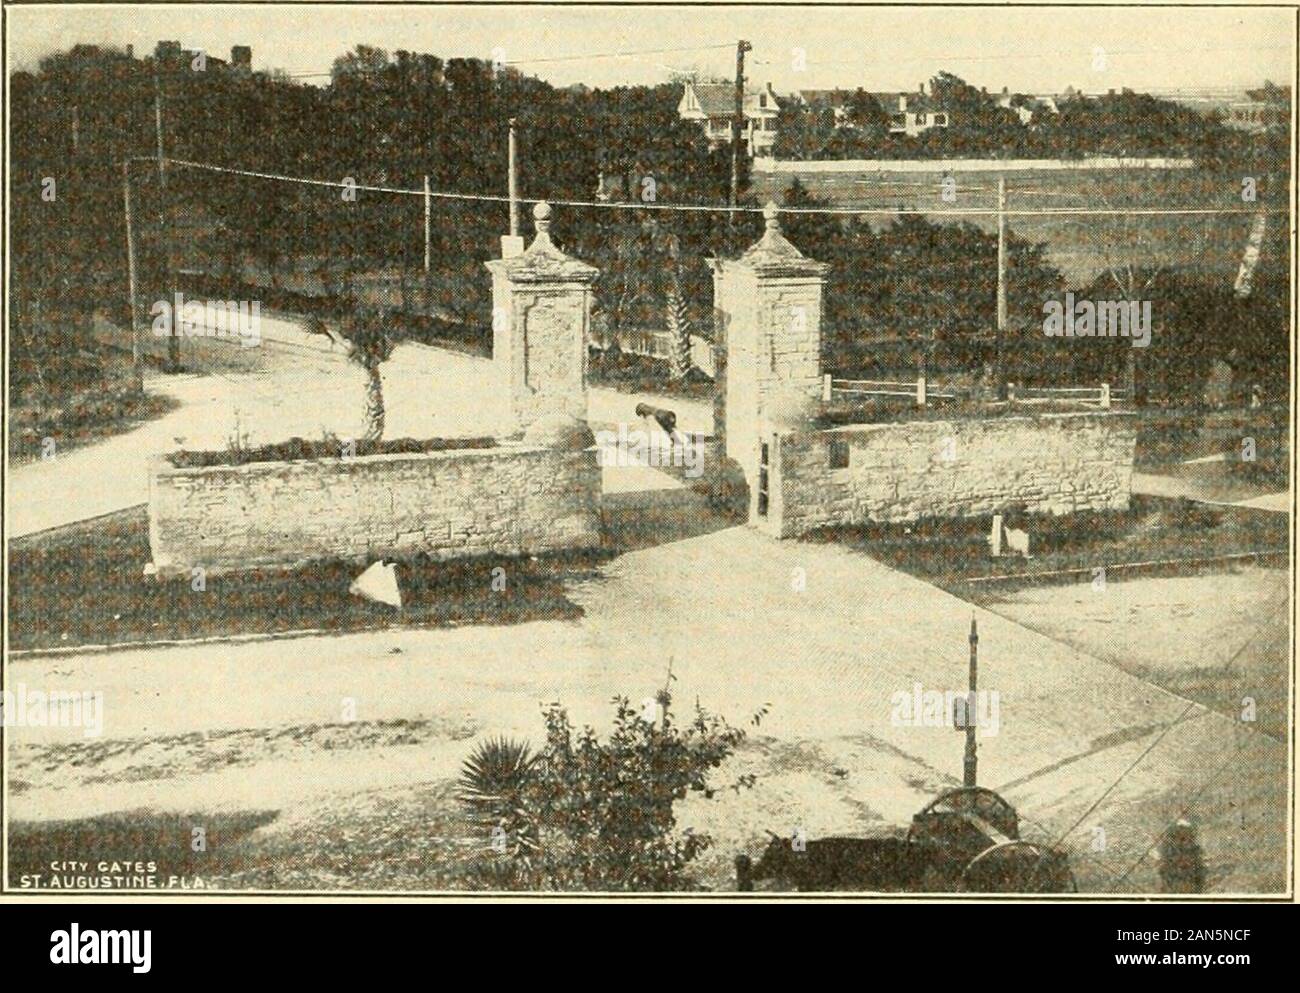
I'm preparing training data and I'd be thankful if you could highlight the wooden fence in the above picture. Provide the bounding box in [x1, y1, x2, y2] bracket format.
[823, 374, 956, 407]
[823, 373, 1121, 410]
[1006, 382, 1121, 409]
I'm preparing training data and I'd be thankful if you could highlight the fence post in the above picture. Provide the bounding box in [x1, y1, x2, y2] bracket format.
[1100, 382, 1111, 409]
[822, 373, 832, 402]
[1006, 382, 1016, 405]
[916, 372, 927, 408]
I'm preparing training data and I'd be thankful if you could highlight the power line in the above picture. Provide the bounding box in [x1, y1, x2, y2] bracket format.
[134, 156, 1288, 218]
[1035, 594, 1289, 888]
[1104, 596, 1291, 892]
[504, 42, 734, 66]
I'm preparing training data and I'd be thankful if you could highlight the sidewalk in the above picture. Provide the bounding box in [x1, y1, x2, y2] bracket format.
[1131, 466, 1289, 513]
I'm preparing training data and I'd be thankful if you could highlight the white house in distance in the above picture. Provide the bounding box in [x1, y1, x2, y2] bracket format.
[678, 80, 781, 155]
[996, 87, 1060, 125]
[879, 86, 950, 136]
[798, 83, 952, 136]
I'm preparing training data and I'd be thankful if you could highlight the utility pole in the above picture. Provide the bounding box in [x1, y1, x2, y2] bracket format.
[508, 117, 520, 237]
[995, 175, 1007, 391]
[71, 105, 79, 155]
[153, 69, 168, 218]
[965, 616, 979, 788]
[729, 40, 752, 225]
[122, 160, 143, 392]
[154, 66, 178, 371]
[423, 175, 433, 273]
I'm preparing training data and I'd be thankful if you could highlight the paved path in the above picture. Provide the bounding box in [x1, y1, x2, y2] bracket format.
[1132, 470, 1289, 513]
[7, 316, 712, 538]
[9, 523, 1286, 892]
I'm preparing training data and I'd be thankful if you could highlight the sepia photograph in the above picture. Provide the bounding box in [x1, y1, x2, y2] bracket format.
[1, 0, 1294, 914]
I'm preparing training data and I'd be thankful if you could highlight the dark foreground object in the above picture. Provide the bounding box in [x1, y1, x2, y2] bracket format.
[736, 836, 932, 892]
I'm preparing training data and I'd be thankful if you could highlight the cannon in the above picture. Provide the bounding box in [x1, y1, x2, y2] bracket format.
[634, 402, 677, 438]
[907, 786, 1076, 893]
[736, 803, 1075, 894]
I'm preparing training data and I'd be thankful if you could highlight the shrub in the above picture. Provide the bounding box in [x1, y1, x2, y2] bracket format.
[168, 435, 496, 468]
[460, 692, 751, 891]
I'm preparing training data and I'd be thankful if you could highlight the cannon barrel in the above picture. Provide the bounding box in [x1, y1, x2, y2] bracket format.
[635, 403, 677, 436]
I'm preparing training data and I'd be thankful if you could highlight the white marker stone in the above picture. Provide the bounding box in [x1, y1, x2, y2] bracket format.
[349, 560, 402, 608]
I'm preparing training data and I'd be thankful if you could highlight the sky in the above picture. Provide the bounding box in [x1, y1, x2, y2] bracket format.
[6, 3, 1295, 95]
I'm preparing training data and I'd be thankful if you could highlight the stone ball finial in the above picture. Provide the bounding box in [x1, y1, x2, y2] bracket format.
[533, 200, 552, 234]
[763, 201, 781, 231]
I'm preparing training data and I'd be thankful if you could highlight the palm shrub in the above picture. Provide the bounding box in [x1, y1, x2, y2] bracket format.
[457, 737, 540, 863]
[665, 262, 693, 381]
[657, 224, 694, 382]
[304, 302, 397, 442]
[345, 308, 397, 442]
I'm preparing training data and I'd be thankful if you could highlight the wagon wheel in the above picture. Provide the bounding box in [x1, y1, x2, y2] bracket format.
[960, 840, 1078, 893]
[907, 787, 1020, 844]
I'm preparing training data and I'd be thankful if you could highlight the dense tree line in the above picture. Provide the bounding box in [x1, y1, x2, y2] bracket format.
[9, 44, 741, 356]
[9, 47, 1289, 404]
[775, 71, 1289, 170]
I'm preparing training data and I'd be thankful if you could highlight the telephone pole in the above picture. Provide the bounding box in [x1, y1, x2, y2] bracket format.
[965, 616, 979, 788]
[508, 117, 520, 237]
[729, 40, 752, 222]
[153, 69, 168, 219]
[122, 161, 143, 392]
[154, 66, 178, 371]
[423, 175, 433, 273]
[995, 175, 1007, 390]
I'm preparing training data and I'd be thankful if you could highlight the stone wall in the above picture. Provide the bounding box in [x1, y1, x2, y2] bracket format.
[764, 411, 1137, 537]
[148, 443, 602, 577]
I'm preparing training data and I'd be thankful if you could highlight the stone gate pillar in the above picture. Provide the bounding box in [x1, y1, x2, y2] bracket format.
[486, 201, 600, 433]
[711, 202, 829, 518]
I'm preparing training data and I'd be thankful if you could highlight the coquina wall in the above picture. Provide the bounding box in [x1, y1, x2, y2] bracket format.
[148, 443, 602, 576]
[763, 411, 1138, 538]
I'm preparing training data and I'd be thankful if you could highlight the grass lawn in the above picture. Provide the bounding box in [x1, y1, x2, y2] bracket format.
[6, 780, 681, 892]
[6, 507, 613, 651]
[9, 350, 178, 464]
[1133, 405, 1289, 474]
[804, 495, 1288, 594]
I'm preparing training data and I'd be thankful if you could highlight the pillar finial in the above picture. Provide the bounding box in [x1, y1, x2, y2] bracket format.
[763, 201, 781, 232]
[533, 200, 553, 238]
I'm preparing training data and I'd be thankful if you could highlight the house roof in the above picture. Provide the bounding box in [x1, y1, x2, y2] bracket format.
[686, 81, 778, 116]
[873, 91, 945, 113]
[798, 88, 855, 107]
[798, 87, 947, 114]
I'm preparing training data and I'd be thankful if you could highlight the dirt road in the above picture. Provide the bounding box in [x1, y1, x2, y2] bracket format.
[9, 524, 1286, 893]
